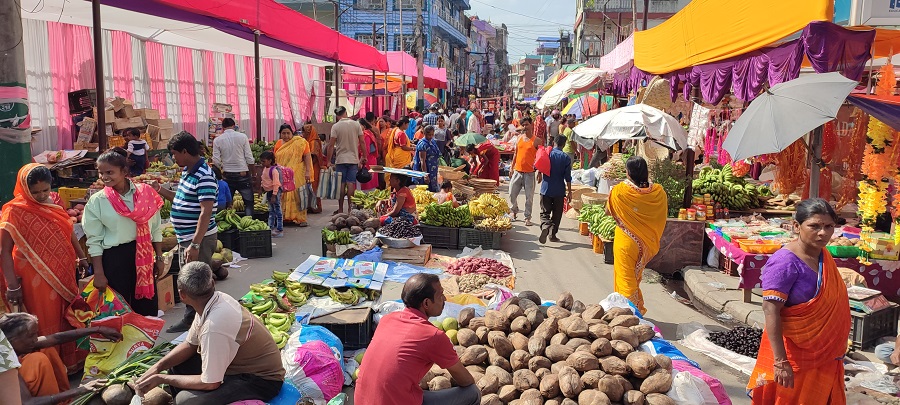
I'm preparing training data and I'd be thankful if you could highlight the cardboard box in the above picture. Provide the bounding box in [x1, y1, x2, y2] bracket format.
[158, 128, 175, 142]
[74, 142, 99, 152]
[136, 108, 160, 120]
[146, 118, 174, 129]
[157, 274, 175, 312]
[109, 97, 126, 112]
[77, 117, 96, 143]
[104, 109, 116, 122]
[115, 104, 136, 119]
[146, 124, 161, 140]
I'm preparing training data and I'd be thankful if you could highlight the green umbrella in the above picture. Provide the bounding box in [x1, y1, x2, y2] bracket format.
[454, 132, 487, 147]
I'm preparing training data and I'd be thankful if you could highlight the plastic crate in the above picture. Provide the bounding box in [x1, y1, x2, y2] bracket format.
[309, 307, 374, 350]
[419, 225, 460, 249]
[458, 228, 501, 249]
[850, 303, 900, 350]
[218, 229, 238, 251]
[252, 211, 269, 222]
[58, 187, 88, 209]
[603, 239, 614, 265]
[236, 229, 273, 258]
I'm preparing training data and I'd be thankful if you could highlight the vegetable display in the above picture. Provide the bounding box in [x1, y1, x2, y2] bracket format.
[469, 193, 510, 219]
[692, 164, 771, 210]
[421, 202, 474, 227]
[447, 257, 512, 278]
[458, 273, 508, 293]
[215, 209, 269, 231]
[351, 189, 390, 210]
[250, 140, 276, 162]
[649, 158, 688, 218]
[71, 343, 175, 405]
[420, 291, 676, 403]
[475, 216, 512, 232]
[322, 229, 352, 245]
[412, 185, 437, 205]
[326, 211, 379, 235]
[378, 219, 422, 239]
[578, 205, 616, 240]
[706, 327, 762, 358]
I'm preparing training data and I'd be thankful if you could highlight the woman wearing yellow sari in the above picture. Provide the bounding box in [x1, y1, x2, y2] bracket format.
[748, 198, 849, 404]
[606, 156, 667, 315]
[383, 117, 415, 182]
[274, 124, 313, 226]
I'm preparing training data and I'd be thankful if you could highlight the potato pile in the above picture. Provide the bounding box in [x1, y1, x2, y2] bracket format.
[828, 236, 863, 247]
[422, 292, 676, 405]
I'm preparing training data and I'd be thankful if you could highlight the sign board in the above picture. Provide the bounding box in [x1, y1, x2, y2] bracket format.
[850, 0, 900, 25]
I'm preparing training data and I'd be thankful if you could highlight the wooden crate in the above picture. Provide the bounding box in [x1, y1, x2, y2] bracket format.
[381, 244, 432, 265]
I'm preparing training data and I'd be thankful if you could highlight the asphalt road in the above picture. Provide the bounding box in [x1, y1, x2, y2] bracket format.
[157, 189, 751, 404]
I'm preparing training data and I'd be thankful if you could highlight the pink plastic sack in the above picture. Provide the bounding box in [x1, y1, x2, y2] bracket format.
[283, 339, 344, 401]
[672, 360, 732, 405]
[534, 145, 551, 176]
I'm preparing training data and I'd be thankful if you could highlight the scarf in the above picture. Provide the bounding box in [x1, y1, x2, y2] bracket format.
[103, 182, 163, 299]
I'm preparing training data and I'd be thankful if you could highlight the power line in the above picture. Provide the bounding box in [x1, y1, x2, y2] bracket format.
[469, 0, 573, 27]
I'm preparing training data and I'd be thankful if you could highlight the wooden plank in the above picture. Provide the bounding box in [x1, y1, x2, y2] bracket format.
[381, 244, 433, 265]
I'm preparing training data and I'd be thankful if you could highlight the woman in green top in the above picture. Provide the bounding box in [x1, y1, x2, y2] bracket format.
[562, 117, 578, 162]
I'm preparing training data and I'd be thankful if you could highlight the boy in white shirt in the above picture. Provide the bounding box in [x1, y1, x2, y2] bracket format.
[125, 128, 148, 176]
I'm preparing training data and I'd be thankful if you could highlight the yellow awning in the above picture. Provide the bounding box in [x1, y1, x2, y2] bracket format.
[633, 0, 833, 75]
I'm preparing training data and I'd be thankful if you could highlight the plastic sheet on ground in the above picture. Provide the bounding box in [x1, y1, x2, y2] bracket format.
[678, 324, 756, 376]
[383, 261, 443, 283]
[455, 247, 517, 288]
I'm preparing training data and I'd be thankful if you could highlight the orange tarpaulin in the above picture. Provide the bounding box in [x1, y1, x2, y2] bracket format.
[633, 0, 833, 75]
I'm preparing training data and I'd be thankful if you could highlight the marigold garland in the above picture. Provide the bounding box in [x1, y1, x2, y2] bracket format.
[877, 63, 896, 97]
[732, 159, 750, 177]
[862, 144, 894, 181]
[836, 112, 868, 210]
[867, 117, 894, 151]
[859, 180, 888, 229]
[772, 139, 808, 195]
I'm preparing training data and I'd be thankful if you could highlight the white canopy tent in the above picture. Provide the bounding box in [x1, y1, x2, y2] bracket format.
[536, 68, 607, 109]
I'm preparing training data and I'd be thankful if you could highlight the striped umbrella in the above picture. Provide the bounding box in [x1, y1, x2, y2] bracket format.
[561, 92, 601, 118]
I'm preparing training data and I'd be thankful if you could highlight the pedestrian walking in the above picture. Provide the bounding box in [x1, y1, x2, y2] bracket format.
[212, 118, 254, 216]
[359, 118, 380, 191]
[84, 150, 165, 317]
[152, 132, 219, 333]
[274, 124, 313, 225]
[509, 117, 541, 226]
[538, 135, 572, 244]
[258, 151, 284, 238]
[606, 156, 667, 315]
[324, 106, 366, 215]
[434, 116, 450, 163]
[562, 117, 578, 163]
[467, 109, 483, 135]
[423, 105, 439, 127]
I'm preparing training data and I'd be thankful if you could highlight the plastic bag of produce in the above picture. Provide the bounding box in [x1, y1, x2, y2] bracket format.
[82, 312, 165, 379]
[666, 370, 719, 405]
[282, 335, 344, 402]
[66, 278, 132, 330]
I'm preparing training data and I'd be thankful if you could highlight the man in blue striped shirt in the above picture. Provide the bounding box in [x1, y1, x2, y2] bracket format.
[152, 131, 219, 333]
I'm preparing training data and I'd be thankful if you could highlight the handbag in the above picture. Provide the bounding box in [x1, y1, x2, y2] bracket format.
[356, 166, 373, 184]
[317, 168, 343, 200]
[298, 184, 318, 211]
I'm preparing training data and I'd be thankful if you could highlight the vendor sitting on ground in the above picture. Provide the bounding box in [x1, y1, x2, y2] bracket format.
[434, 180, 459, 208]
[380, 173, 418, 225]
[875, 332, 900, 368]
[0, 313, 120, 404]
[134, 262, 284, 404]
[355, 273, 480, 405]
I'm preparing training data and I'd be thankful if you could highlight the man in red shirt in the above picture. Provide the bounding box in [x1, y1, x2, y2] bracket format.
[355, 274, 479, 405]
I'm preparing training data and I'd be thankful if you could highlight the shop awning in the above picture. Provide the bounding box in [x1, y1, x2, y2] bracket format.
[22, 0, 387, 70]
[633, 0, 833, 75]
[848, 94, 900, 132]
[597, 34, 634, 74]
[343, 51, 447, 89]
[132, 0, 388, 71]
[536, 67, 606, 109]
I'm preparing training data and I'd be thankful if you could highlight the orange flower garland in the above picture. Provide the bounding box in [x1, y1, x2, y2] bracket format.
[836, 111, 868, 210]
[772, 139, 808, 195]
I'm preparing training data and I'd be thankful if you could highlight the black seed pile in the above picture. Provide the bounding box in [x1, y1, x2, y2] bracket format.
[378, 219, 422, 239]
[707, 326, 763, 358]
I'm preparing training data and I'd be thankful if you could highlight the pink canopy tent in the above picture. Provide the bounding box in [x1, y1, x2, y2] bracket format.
[344, 51, 447, 90]
[143, 0, 388, 71]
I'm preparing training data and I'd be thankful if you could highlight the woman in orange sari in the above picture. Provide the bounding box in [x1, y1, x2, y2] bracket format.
[303, 123, 324, 213]
[605, 156, 667, 315]
[748, 198, 849, 404]
[0, 164, 88, 371]
[383, 117, 415, 183]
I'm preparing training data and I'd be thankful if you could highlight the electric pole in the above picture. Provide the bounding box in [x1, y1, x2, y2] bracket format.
[416, 0, 425, 112]
[0, 0, 31, 203]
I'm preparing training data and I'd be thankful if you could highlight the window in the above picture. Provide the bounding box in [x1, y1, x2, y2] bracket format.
[394, 0, 418, 10]
[356, 34, 384, 49]
[393, 36, 416, 52]
[356, 0, 384, 10]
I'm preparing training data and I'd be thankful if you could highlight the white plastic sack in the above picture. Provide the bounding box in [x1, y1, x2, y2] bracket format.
[666, 371, 719, 405]
[373, 301, 405, 323]
[680, 328, 756, 375]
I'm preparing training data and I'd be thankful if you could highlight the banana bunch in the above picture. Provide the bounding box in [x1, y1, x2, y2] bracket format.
[253, 193, 269, 213]
[284, 281, 310, 307]
[412, 186, 436, 205]
[160, 200, 171, 220]
[264, 313, 292, 349]
[215, 209, 243, 232]
[310, 285, 331, 297]
[475, 216, 512, 232]
[329, 287, 365, 305]
[468, 193, 510, 218]
[233, 196, 244, 212]
[692, 164, 771, 210]
[420, 202, 474, 227]
[161, 223, 176, 238]
[350, 190, 390, 209]
[272, 270, 291, 284]
[243, 295, 278, 316]
[590, 216, 617, 240]
[238, 216, 269, 231]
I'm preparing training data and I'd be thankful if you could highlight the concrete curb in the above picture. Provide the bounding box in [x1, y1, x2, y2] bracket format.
[683, 266, 765, 327]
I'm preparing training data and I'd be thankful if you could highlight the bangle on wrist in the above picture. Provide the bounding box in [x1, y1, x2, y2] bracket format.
[6, 284, 21, 292]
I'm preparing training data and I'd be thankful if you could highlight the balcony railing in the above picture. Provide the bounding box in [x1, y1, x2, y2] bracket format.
[586, 0, 680, 14]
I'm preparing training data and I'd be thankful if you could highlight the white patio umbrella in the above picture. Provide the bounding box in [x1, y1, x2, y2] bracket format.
[722, 72, 859, 161]
[571, 104, 688, 150]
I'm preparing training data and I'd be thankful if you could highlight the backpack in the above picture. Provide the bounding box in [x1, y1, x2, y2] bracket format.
[271, 166, 297, 192]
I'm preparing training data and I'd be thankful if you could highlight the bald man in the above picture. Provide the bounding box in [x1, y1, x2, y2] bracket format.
[354, 273, 479, 405]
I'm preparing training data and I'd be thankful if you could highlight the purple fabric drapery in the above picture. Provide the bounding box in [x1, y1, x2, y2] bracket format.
[616, 21, 874, 105]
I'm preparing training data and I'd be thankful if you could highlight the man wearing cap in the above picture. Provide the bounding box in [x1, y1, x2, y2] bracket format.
[547, 110, 562, 145]
[423, 105, 439, 127]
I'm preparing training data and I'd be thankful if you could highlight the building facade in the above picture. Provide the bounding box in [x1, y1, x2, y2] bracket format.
[508, 55, 549, 101]
[573, 0, 689, 65]
[280, 0, 472, 101]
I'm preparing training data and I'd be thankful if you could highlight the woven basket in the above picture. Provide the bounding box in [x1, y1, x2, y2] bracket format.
[439, 169, 465, 182]
[582, 192, 609, 206]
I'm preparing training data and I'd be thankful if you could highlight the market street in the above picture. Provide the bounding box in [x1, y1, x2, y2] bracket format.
[157, 188, 753, 404]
